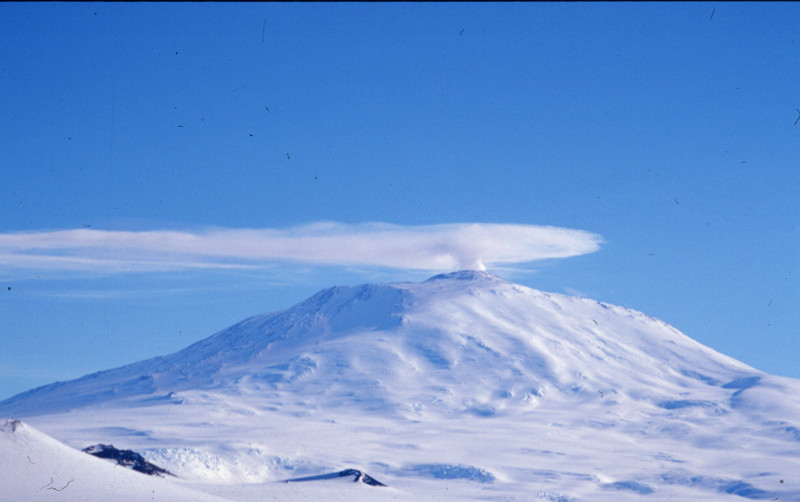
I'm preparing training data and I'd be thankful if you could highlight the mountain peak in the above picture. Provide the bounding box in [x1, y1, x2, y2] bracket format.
[424, 270, 506, 283]
[0, 270, 759, 419]
[2, 275, 799, 501]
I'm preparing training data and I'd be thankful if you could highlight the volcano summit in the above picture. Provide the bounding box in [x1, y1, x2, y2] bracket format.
[2, 271, 799, 501]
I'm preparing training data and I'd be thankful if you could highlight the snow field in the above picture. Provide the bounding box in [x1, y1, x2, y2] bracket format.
[3, 271, 800, 500]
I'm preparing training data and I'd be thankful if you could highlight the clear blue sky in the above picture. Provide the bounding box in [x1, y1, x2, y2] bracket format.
[1, 2, 798, 400]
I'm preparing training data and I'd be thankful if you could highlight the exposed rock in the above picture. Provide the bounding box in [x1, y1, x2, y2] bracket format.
[83, 444, 174, 477]
[284, 468, 386, 486]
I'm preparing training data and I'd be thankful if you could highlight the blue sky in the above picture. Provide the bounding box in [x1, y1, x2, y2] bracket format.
[1, 2, 798, 400]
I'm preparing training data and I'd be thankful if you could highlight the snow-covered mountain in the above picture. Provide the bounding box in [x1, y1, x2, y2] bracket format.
[2, 270, 800, 501]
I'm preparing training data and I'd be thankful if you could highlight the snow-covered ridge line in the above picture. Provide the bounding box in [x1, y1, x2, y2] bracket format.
[2, 272, 800, 500]
[0, 270, 761, 418]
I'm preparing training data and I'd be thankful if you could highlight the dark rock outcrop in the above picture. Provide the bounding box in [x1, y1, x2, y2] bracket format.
[284, 468, 386, 486]
[83, 444, 174, 477]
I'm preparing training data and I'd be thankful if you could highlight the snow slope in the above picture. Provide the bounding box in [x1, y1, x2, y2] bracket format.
[2, 270, 800, 500]
[0, 418, 228, 502]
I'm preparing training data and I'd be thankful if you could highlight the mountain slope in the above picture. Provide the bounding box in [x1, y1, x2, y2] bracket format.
[2, 271, 800, 501]
[0, 270, 762, 417]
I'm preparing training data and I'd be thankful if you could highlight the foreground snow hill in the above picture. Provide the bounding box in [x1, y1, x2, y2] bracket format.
[0, 418, 228, 502]
[2, 270, 800, 501]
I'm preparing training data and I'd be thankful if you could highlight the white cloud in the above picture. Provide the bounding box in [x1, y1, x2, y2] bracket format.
[0, 222, 602, 276]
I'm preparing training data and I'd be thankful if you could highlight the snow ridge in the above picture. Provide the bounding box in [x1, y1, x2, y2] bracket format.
[2, 272, 800, 501]
[0, 270, 759, 418]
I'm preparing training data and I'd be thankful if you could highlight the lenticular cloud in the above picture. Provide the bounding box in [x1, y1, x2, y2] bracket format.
[0, 223, 602, 274]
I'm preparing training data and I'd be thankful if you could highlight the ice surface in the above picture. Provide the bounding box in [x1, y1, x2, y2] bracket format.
[2, 271, 800, 500]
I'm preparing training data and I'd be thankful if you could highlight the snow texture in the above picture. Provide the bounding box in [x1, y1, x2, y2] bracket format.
[2, 270, 800, 500]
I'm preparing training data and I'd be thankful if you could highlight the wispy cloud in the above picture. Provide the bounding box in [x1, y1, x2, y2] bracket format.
[0, 222, 603, 276]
